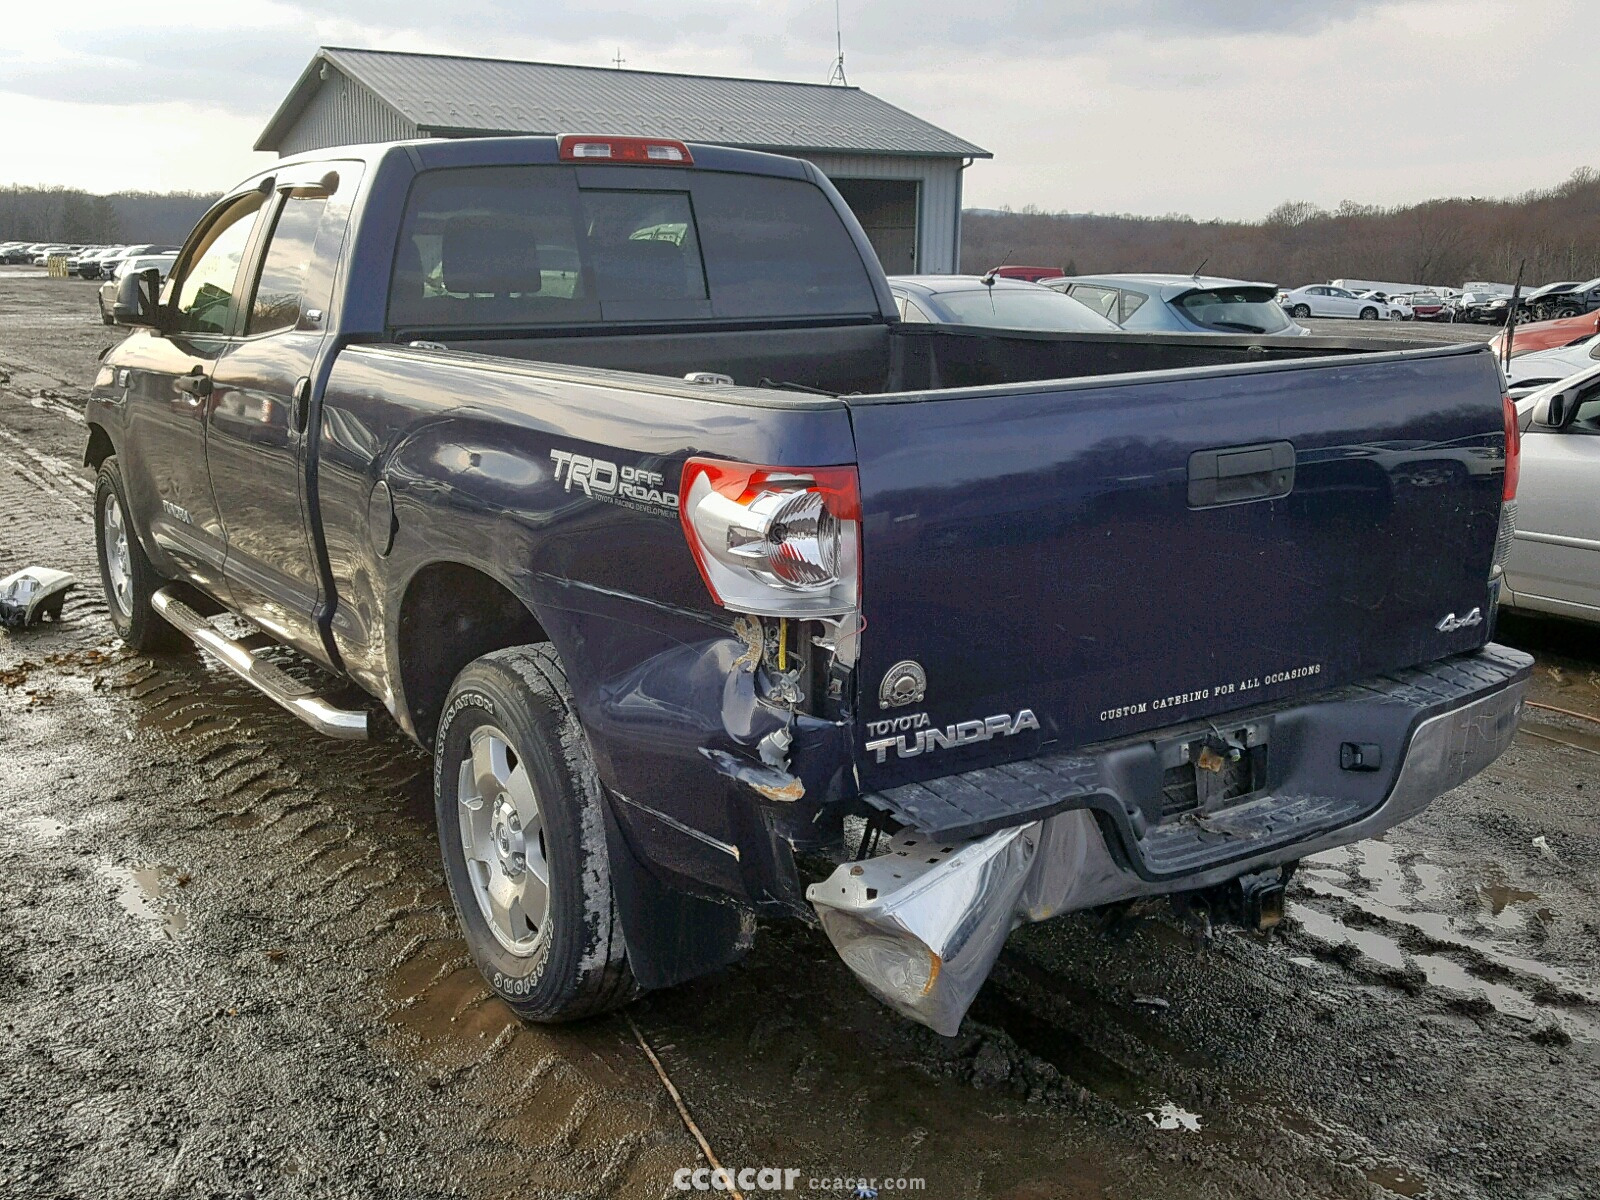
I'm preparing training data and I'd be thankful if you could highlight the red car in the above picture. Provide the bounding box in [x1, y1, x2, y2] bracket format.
[987, 265, 1064, 282]
[1488, 311, 1600, 358]
[1405, 292, 1451, 321]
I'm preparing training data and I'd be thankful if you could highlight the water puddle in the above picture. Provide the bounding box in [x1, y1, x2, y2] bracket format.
[1143, 1100, 1202, 1132]
[1290, 890, 1597, 1041]
[1477, 871, 1542, 930]
[99, 863, 188, 940]
[1411, 860, 1448, 904]
[18, 815, 65, 839]
[1353, 840, 1409, 909]
[1299, 877, 1591, 1000]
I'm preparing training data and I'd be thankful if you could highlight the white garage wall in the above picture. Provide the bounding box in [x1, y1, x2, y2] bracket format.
[277, 73, 419, 158]
[803, 154, 964, 274]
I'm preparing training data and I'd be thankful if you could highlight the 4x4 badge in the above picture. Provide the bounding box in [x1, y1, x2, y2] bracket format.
[879, 660, 927, 708]
[1436, 608, 1483, 633]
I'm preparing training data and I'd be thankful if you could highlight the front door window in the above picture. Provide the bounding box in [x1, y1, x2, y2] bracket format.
[173, 193, 267, 335]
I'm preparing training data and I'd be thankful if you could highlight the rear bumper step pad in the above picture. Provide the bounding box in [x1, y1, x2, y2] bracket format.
[863, 645, 1533, 854]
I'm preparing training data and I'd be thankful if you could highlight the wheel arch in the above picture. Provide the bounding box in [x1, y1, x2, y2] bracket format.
[84, 423, 115, 469]
[394, 559, 550, 747]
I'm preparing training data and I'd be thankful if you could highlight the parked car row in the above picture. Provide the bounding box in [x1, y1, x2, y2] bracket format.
[1275, 276, 1600, 327]
[1277, 284, 1394, 321]
[0, 240, 179, 277]
[894, 273, 1312, 336]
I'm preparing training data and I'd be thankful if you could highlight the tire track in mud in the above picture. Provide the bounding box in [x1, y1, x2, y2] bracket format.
[1290, 842, 1600, 1037]
[0, 435, 696, 1193]
[79, 613, 697, 1196]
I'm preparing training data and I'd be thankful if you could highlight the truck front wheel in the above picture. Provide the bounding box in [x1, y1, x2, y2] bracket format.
[434, 644, 638, 1021]
[94, 457, 180, 652]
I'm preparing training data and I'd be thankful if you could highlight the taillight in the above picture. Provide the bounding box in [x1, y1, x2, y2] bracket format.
[1501, 393, 1520, 501]
[557, 135, 693, 165]
[679, 457, 860, 616]
[1493, 393, 1520, 575]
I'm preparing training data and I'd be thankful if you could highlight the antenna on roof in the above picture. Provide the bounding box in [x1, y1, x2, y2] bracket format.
[827, 0, 848, 85]
[612, 47, 626, 69]
[1192, 256, 1209, 280]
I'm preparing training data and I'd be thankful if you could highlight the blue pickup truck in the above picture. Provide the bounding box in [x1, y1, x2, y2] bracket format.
[90, 134, 1530, 1034]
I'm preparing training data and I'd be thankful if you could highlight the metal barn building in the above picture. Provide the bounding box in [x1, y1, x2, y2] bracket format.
[256, 47, 989, 274]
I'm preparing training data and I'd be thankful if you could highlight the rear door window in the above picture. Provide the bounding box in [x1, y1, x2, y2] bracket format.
[388, 165, 878, 330]
[246, 192, 329, 335]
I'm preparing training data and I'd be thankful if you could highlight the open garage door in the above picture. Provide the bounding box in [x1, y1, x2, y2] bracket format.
[831, 178, 919, 274]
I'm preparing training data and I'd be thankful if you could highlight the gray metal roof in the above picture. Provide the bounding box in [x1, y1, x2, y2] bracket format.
[257, 47, 989, 159]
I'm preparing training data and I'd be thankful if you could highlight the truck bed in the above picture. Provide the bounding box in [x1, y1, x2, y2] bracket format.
[403, 318, 1444, 400]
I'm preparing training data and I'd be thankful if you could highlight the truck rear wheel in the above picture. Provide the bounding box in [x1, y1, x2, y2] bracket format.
[94, 457, 180, 652]
[434, 644, 638, 1021]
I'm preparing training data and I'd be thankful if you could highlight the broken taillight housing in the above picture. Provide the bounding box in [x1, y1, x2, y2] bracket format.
[679, 457, 860, 616]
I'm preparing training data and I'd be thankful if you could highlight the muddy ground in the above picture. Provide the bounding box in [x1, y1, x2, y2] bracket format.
[1, 274, 1596, 1200]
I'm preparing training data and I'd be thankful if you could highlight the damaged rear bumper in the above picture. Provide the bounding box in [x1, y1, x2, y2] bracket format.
[808, 645, 1531, 1034]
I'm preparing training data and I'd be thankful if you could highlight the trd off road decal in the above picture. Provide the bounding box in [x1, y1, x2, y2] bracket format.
[550, 449, 678, 514]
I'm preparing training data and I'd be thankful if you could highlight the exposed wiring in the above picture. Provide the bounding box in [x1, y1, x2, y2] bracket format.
[777, 617, 787, 672]
[625, 1014, 745, 1200]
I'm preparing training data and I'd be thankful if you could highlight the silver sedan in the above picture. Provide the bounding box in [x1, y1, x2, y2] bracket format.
[1503, 362, 1600, 625]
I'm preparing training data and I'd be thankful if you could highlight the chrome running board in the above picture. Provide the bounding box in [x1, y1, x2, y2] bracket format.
[151, 588, 368, 740]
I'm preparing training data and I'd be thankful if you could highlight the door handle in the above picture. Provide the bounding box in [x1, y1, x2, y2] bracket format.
[1188, 441, 1296, 508]
[173, 368, 212, 402]
[291, 376, 311, 433]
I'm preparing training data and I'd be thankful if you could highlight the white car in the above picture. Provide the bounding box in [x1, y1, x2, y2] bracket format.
[1358, 290, 1411, 320]
[1503, 362, 1600, 625]
[1277, 284, 1389, 321]
[1504, 333, 1600, 398]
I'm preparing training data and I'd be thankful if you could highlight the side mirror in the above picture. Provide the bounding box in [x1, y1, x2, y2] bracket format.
[112, 267, 164, 329]
[1533, 388, 1581, 429]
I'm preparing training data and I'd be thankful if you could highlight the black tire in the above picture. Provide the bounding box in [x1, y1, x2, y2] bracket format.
[1359, 306, 1378, 320]
[97, 295, 112, 326]
[434, 644, 638, 1021]
[94, 457, 181, 652]
[1291, 304, 1311, 319]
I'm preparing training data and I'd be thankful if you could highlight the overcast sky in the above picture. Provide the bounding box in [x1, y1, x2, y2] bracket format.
[2, 0, 1594, 219]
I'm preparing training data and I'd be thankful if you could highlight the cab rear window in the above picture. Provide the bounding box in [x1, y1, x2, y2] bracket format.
[387, 165, 878, 329]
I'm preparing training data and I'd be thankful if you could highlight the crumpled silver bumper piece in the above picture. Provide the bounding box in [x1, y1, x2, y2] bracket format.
[809, 672, 1526, 1035]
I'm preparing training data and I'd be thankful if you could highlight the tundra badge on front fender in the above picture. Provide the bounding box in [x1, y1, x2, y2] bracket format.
[1436, 608, 1483, 633]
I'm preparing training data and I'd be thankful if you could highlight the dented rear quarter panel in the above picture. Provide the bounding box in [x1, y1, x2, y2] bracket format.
[315, 345, 856, 906]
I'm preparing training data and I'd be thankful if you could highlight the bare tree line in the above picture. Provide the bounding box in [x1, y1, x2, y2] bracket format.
[0, 187, 219, 246]
[960, 167, 1600, 289]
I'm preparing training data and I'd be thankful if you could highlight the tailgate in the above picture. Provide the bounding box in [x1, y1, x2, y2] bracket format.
[846, 346, 1508, 790]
